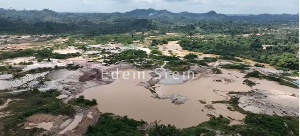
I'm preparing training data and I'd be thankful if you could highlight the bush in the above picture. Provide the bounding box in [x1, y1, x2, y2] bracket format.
[0, 66, 8, 72]
[187, 59, 208, 66]
[107, 49, 147, 64]
[149, 123, 181, 136]
[241, 113, 298, 136]
[151, 39, 168, 46]
[243, 79, 256, 87]
[165, 60, 190, 72]
[68, 95, 97, 107]
[244, 71, 264, 78]
[95, 34, 133, 44]
[220, 63, 249, 70]
[0, 49, 35, 60]
[184, 53, 198, 60]
[254, 63, 265, 67]
[66, 65, 81, 70]
[87, 113, 146, 136]
[203, 57, 217, 62]
[212, 68, 222, 74]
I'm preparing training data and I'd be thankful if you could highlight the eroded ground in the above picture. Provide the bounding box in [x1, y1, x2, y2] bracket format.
[0, 36, 298, 134]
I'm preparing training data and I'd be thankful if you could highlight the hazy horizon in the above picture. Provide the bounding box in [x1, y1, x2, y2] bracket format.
[0, 0, 298, 14]
[1, 7, 299, 15]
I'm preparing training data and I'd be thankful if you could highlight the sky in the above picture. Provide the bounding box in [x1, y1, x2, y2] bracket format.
[0, 0, 298, 14]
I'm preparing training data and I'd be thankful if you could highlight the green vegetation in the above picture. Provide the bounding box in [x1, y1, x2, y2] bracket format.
[11, 65, 80, 79]
[0, 48, 81, 61]
[0, 8, 299, 136]
[0, 9, 156, 35]
[149, 122, 181, 136]
[244, 70, 263, 78]
[254, 63, 265, 67]
[150, 52, 180, 62]
[18, 61, 34, 65]
[149, 49, 163, 56]
[187, 59, 208, 66]
[0, 8, 298, 35]
[104, 49, 148, 64]
[87, 112, 299, 136]
[181, 115, 232, 135]
[242, 113, 299, 136]
[245, 71, 298, 88]
[0, 65, 22, 74]
[227, 97, 246, 114]
[35, 48, 81, 60]
[0, 89, 75, 135]
[243, 79, 256, 87]
[0, 89, 98, 135]
[12, 67, 58, 79]
[104, 49, 163, 69]
[149, 49, 205, 69]
[0, 49, 35, 60]
[212, 97, 247, 114]
[68, 95, 97, 107]
[211, 68, 222, 74]
[220, 63, 250, 70]
[179, 34, 299, 70]
[203, 57, 217, 62]
[183, 53, 198, 60]
[0, 66, 8, 72]
[151, 39, 168, 46]
[95, 34, 137, 45]
[165, 60, 190, 72]
[86, 113, 146, 136]
[0, 98, 5, 105]
[66, 65, 82, 70]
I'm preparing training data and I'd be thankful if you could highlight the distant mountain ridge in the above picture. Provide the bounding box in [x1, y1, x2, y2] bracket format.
[0, 8, 298, 25]
[2, 8, 298, 17]
[124, 9, 226, 18]
[0, 8, 298, 34]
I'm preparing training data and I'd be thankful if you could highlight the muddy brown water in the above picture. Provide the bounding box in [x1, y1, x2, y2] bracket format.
[80, 69, 298, 128]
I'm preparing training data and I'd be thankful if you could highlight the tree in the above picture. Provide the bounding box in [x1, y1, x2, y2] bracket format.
[184, 53, 198, 60]
[250, 39, 262, 49]
[188, 31, 195, 37]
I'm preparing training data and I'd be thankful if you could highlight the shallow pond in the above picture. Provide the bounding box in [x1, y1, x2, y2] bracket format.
[79, 69, 298, 128]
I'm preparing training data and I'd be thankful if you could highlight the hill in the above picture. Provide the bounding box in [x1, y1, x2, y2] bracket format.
[0, 8, 298, 34]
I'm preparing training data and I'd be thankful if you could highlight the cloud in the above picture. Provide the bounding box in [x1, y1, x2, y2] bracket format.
[163, 0, 204, 4]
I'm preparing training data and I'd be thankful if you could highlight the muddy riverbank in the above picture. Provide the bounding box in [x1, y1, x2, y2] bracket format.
[80, 68, 298, 128]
